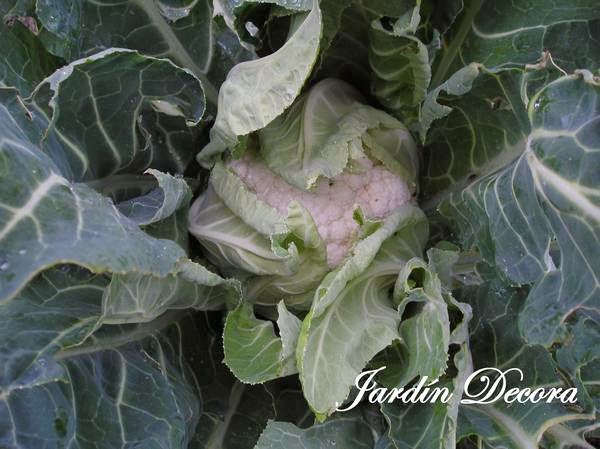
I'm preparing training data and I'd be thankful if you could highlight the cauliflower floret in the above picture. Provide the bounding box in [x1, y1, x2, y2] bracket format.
[229, 154, 412, 268]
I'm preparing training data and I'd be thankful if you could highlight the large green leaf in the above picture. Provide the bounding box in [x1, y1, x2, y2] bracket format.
[0, 82, 237, 319]
[1, 307, 309, 449]
[296, 205, 428, 418]
[35, 0, 254, 104]
[101, 260, 240, 323]
[455, 277, 594, 449]
[100, 170, 241, 323]
[30, 49, 205, 181]
[423, 0, 600, 150]
[0, 266, 106, 390]
[0, 307, 203, 449]
[441, 72, 600, 346]
[0, 263, 303, 449]
[199, 0, 322, 159]
[0, 88, 190, 300]
[431, 0, 600, 88]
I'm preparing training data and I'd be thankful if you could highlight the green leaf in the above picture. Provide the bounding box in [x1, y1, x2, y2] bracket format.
[418, 63, 481, 143]
[420, 65, 567, 203]
[456, 277, 594, 449]
[369, 4, 432, 125]
[116, 169, 192, 226]
[426, 243, 462, 290]
[213, 0, 312, 46]
[31, 49, 205, 181]
[423, 0, 464, 36]
[258, 78, 362, 189]
[35, 0, 254, 104]
[313, 3, 370, 90]
[0, 4, 61, 96]
[381, 248, 473, 449]
[441, 72, 600, 346]
[102, 260, 241, 324]
[432, 0, 600, 88]
[199, 0, 322, 160]
[254, 418, 374, 449]
[0, 88, 191, 301]
[296, 205, 428, 417]
[556, 311, 600, 413]
[223, 301, 301, 383]
[116, 169, 194, 247]
[383, 345, 472, 449]
[393, 258, 452, 385]
[0, 266, 106, 389]
[314, 1, 414, 97]
[316, 0, 354, 63]
[258, 78, 419, 191]
[0, 309, 204, 449]
[189, 313, 312, 449]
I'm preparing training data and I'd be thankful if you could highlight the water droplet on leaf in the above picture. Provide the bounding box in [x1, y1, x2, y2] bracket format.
[245, 21, 259, 37]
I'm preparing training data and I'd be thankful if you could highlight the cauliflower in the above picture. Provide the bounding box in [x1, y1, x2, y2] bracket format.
[189, 78, 419, 306]
[229, 152, 413, 267]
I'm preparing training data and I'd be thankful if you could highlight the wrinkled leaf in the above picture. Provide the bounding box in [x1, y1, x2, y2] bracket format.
[31, 49, 205, 181]
[199, 0, 322, 159]
[297, 205, 427, 418]
[441, 72, 600, 346]
[224, 301, 301, 383]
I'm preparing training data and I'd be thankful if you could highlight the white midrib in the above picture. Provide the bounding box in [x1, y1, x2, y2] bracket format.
[471, 23, 545, 39]
[472, 19, 590, 40]
[527, 146, 600, 221]
[133, 0, 218, 104]
[0, 173, 67, 240]
[192, 226, 281, 259]
[478, 405, 537, 449]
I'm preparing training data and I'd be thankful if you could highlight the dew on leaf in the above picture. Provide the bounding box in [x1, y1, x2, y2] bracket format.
[245, 21, 259, 37]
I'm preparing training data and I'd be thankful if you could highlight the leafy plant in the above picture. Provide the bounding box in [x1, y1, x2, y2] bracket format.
[0, 0, 598, 448]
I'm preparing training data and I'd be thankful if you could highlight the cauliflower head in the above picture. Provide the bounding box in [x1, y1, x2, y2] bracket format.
[229, 153, 412, 267]
[189, 78, 420, 307]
